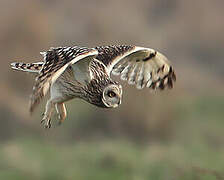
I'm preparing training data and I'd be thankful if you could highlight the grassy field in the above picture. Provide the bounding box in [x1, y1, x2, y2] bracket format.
[1, 138, 224, 180]
[1, 96, 224, 180]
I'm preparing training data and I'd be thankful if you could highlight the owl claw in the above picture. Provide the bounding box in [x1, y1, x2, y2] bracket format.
[41, 118, 51, 129]
[56, 113, 66, 126]
[57, 115, 63, 126]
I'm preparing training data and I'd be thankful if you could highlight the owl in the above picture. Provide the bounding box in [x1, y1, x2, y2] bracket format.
[11, 45, 176, 128]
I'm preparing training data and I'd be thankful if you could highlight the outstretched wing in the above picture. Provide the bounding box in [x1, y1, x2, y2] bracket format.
[95, 45, 176, 90]
[30, 46, 98, 112]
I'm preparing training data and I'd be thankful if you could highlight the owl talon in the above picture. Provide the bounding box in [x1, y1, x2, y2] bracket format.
[57, 115, 64, 126]
[41, 118, 51, 129]
[47, 121, 51, 128]
[55, 103, 66, 126]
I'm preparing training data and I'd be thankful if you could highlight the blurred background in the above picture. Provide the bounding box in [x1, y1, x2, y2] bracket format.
[1, 0, 224, 179]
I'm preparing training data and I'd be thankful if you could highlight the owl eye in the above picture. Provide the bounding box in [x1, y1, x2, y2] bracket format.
[107, 91, 116, 98]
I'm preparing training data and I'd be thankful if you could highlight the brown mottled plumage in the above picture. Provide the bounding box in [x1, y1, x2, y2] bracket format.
[11, 45, 176, 128]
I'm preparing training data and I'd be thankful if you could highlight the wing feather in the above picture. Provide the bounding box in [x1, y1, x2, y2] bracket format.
[95, 45, 176, 90]
[30, 46, 98, 112]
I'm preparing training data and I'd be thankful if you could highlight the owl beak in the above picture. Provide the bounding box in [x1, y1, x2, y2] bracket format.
[112, 99, 121, 108]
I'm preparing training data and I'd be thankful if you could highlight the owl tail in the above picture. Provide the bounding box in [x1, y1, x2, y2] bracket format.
[11, 62, 43, 73]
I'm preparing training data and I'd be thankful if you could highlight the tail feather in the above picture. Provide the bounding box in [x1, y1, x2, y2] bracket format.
[11, 62, 43, 73]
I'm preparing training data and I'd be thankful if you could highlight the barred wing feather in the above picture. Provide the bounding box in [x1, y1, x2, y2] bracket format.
[96, 45, 176, 90]
[30, 46, 98, 112]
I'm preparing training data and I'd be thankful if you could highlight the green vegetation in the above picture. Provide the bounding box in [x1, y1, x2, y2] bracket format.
[0, 96, 224, 180]
[1, 137, 223, 180]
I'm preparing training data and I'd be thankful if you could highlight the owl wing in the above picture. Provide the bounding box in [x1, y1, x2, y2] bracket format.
[95, 45, 176, 90]
[30, 46, 98, 112]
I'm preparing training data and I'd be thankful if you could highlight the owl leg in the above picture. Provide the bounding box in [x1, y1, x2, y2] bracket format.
[55, 102, 67, 125]
[41, 99, 55, 128]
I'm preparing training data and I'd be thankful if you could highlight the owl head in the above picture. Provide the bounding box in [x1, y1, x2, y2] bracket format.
[84, 79, 122, 108]
[102, 84, 122, 108]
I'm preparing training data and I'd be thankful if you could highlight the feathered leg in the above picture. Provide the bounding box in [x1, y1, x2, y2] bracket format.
[55, 103, 67, 125]
[41, 99, 55, 128]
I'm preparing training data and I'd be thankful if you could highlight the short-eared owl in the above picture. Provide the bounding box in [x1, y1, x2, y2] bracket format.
[11, 45, 176, 128]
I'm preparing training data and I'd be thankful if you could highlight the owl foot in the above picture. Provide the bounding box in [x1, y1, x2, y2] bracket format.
[55, 103, 67, 126]
[41, 115, 51, 128]
[57, 114, 61, 126]
[57, 114, 65, 126]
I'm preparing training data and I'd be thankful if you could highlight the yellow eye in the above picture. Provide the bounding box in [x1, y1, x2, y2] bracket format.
[108, 91, 116, 98]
